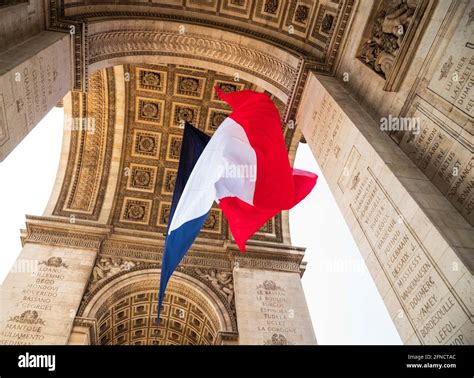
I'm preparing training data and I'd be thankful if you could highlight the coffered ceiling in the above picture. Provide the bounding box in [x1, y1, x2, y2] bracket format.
[60, 0, 353, 61]
[53, 64, 285, 245]
[97, 290, 218, 345]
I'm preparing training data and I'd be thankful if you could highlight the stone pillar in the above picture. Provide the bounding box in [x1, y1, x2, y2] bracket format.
[0, 221, 105, 345]
[297, 73, 473, 345]
[0, 31, 73, 161]
[67, 325, 91, 345]
[232, 247, 317, 345]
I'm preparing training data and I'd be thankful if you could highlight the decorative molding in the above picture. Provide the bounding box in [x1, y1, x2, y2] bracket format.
[72, 317, 97, 345]
[87, 31, 299, 95]
[216, 331, 239, 343]
[234, 256, 303, 273]
[53, 69, 116, 220]
[24, 214, 112, 229]
[47, 0, 88, 91]
[101, 239, 232, 270]
[229, 247, 304, 274]
[59, 0, 354, 69]
[24, 225, 104, 250]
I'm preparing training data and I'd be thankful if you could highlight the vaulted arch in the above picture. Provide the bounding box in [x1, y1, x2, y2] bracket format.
[78, 267, 237, 345]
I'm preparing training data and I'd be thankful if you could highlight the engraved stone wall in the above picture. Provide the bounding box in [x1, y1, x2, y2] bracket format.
[298, 74, 473, 345]
[0, 244, 97, 345]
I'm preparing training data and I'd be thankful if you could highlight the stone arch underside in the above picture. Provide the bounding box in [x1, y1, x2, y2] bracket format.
[53, 0, 355, 93]
[42, 0, 357, 246]
[78, 268, 237, 345]
[0, 0, 358, 347]
[45, 61, 292, 247]
[86, 19, 301, 103]
[29, 1, 357, 346]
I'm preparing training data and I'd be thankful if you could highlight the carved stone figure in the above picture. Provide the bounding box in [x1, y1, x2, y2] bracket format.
[215, 271, 234, 303]
[359, 0, 418, 78]
[380, 0, 416, 44]
[375, 51, 396, 76]
[92, 258, 111, 283]
[195, 268, 234, 303]
[90, 257, 137, 292]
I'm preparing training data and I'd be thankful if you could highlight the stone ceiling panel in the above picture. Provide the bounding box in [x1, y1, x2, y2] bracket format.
[51, 62, 287, 245]
[60, 0, 354, 65]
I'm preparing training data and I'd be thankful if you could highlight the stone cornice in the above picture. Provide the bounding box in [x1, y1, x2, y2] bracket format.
[22, 215, 111, 250]
[24, 226, 104, 250]
[216, 331, 239, 344]
[21, 216, 307, 273]
[228, 244, 306, 275]
[72, 317, 97, 345]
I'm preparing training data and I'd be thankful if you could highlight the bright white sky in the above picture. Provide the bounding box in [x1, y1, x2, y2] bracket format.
[0, 107, 402, 344]
[292, 145, 401, 344]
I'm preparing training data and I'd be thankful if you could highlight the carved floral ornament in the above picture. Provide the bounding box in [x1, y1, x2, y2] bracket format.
[141, 102, 159, 118]
[180, 77, 199, 92]
[142, 71, 160, 86]
[264, 0, 279, 15]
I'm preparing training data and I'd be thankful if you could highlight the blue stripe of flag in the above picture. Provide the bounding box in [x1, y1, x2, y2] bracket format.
[157, 122, 211, 321]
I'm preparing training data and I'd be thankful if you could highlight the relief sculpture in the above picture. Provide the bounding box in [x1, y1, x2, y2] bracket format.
[359, 0, 418, 78]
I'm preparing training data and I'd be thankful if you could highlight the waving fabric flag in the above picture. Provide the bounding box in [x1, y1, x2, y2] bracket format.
[157, 89, 317, 319]
[214, 87, 318, 251]
[158, 122, 210, 319]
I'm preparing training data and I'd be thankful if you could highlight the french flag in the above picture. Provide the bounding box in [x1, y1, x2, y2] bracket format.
[158, 88, 317, 318]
